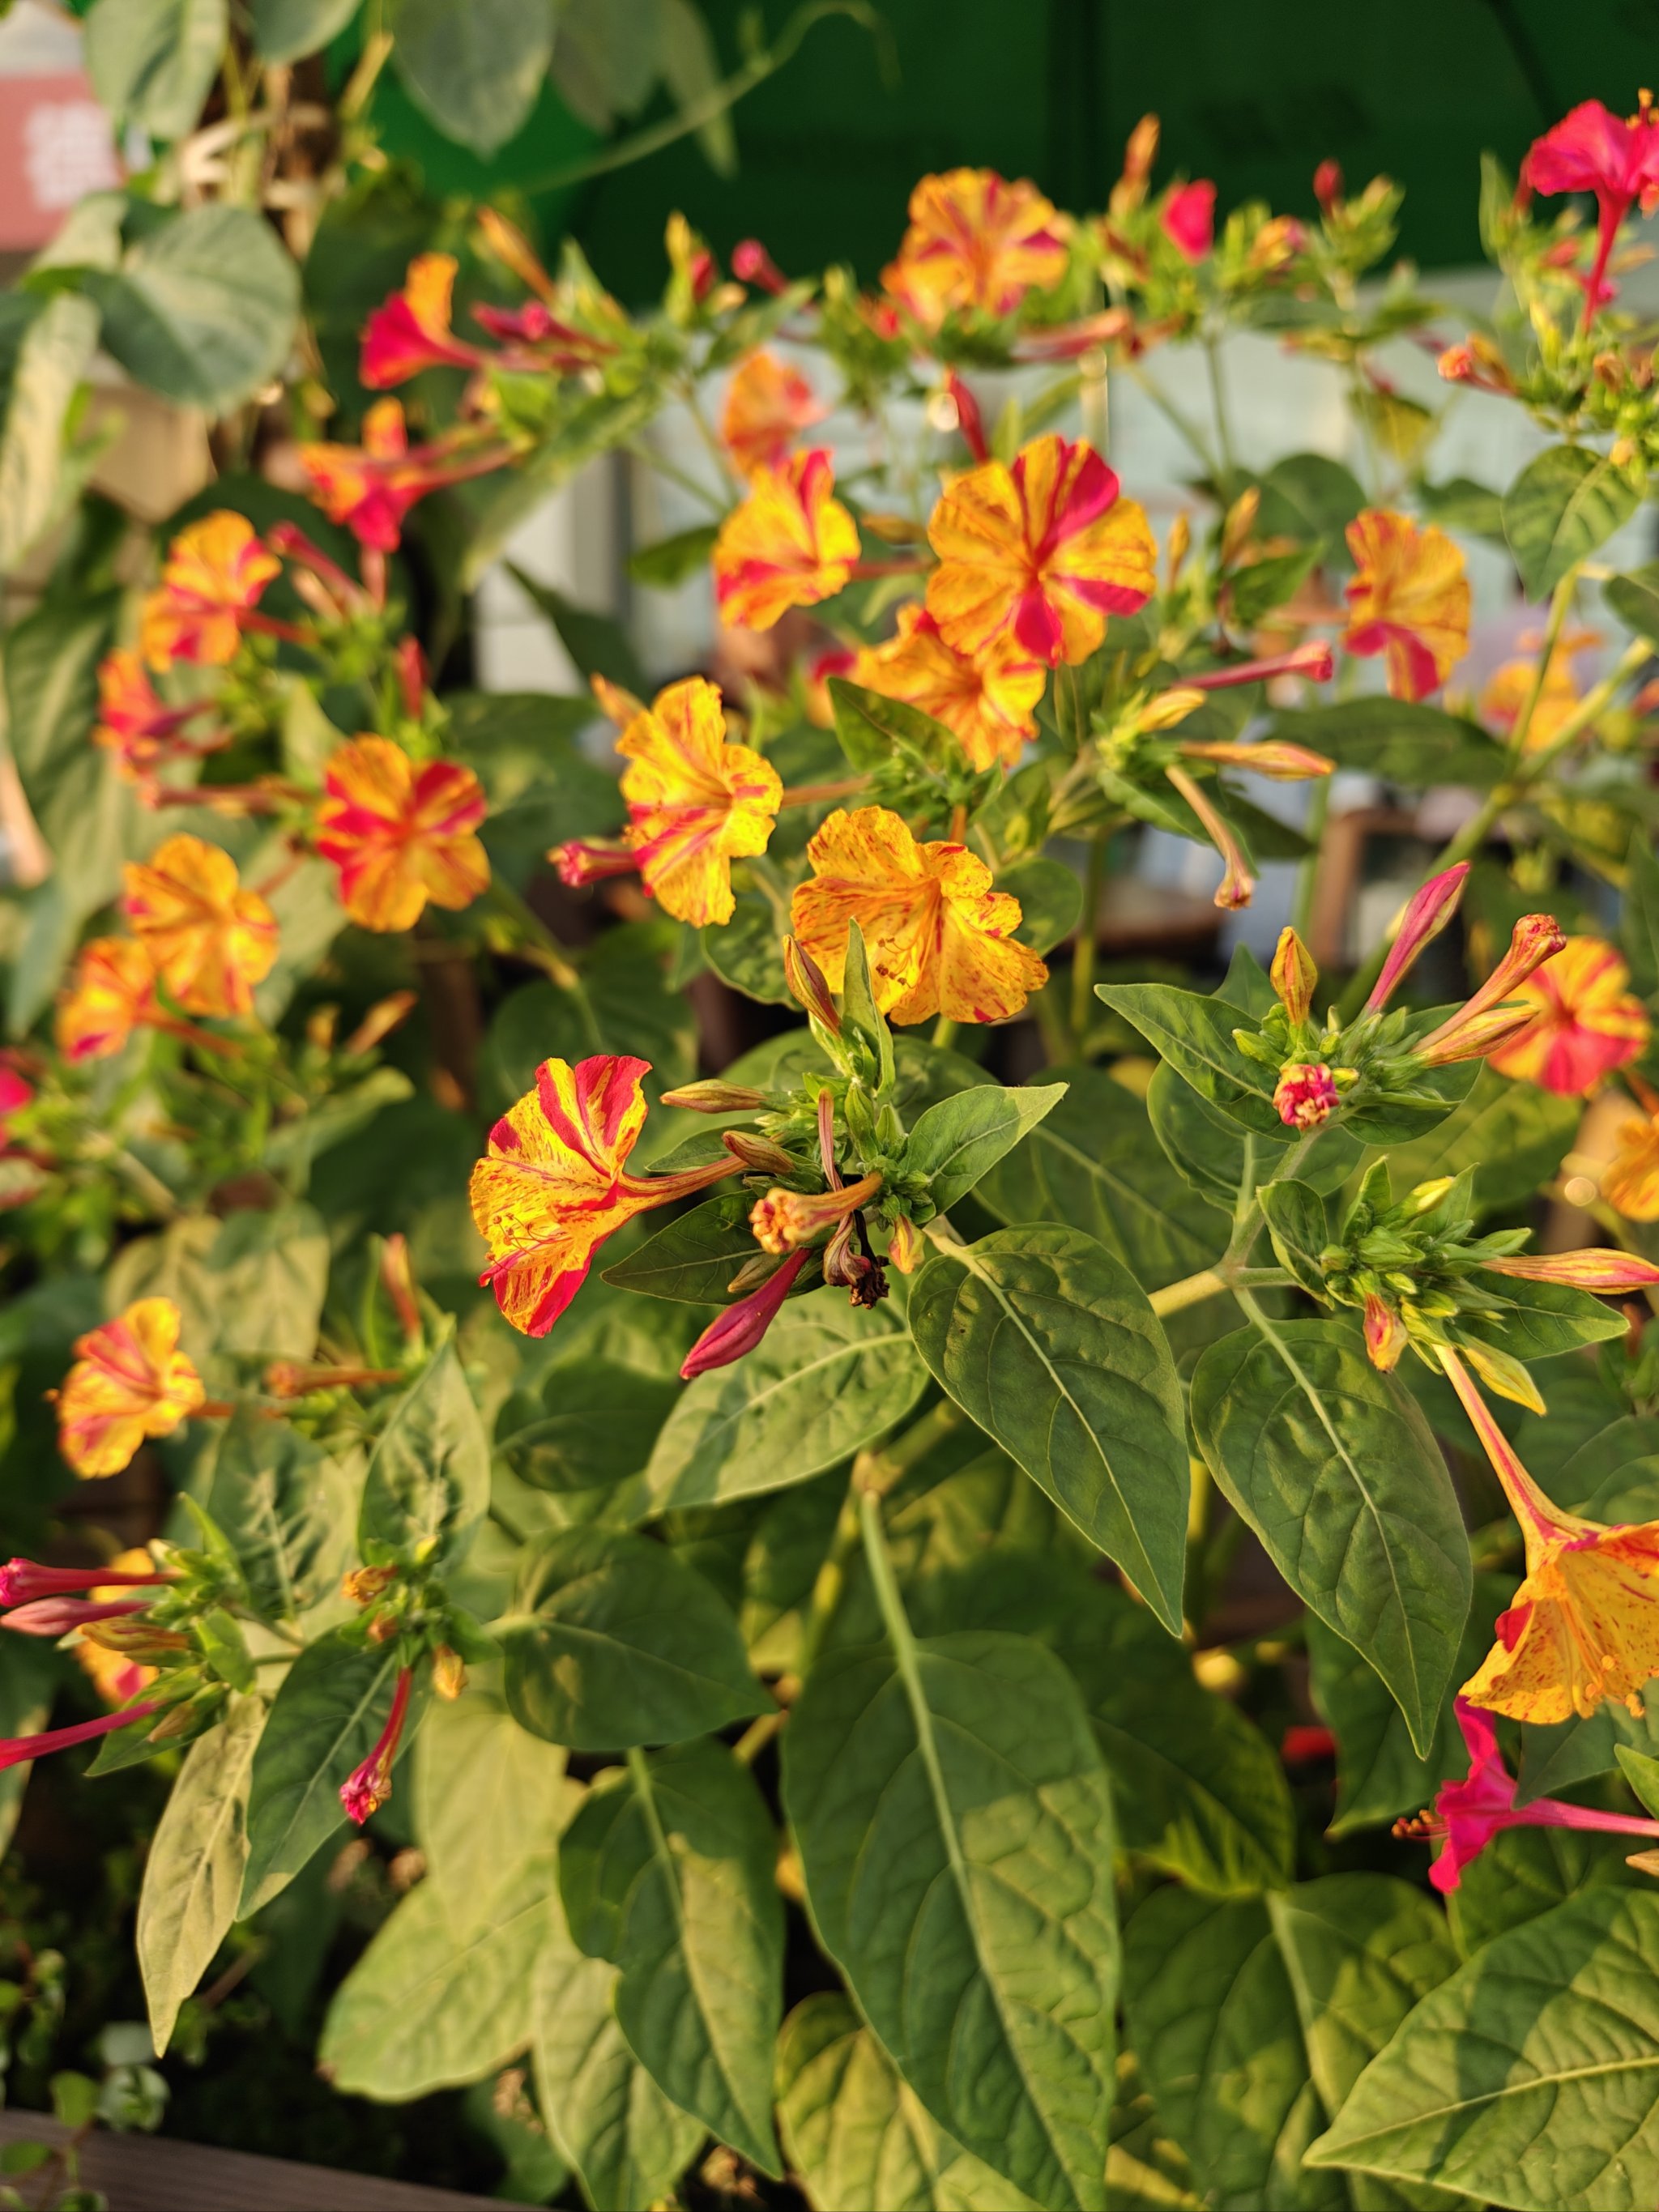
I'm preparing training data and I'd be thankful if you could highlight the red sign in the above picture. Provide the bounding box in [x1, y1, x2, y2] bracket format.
[0, 74, 120, 250]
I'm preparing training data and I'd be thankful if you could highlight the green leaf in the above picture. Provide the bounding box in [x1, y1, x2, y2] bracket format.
[776, 1992, 1039, 2212]
[249, 0, 361, 61]
[628, 522, 722, 586]
[1191, 1319, 1471, 1755]
[85, 0, 226, 137]
[1554, 1416, 1659, 1519]
[240, 1630, 424, 1914]
[531, 1929, 704, 2212]
[504, 563, 649, 696]
[658, 0, 736, 173]
[1504, 444, 1640, 599]
[783, 1631, 1119, 2212]
[412, 1693, 573, 1924]
[481, 928, 695, 1111]
[978, 1069, 1226, 1292]
[87, 207, 301, 414]
[1420, 475, 1508, 541]
[104, 1204, 329, 1367]
[501, 1528, 763, 1750]
[1449, 1821, 1646, 1955]
[496, 1362, 680, 1509]
[1383, 1063, 1581, 1215]
[906, 1080, 1066, 1215]
[907, 1226, 1189, 1631]
[1475, 1272, 1628, 1362]
[1146, 1063, 1363, 1211]
[357, 1338, 488, 1566]
[1259, 1179, 1330, 1299]
[1307, 1577, 1511, 1836]
[841, 918, 896, 1091]
[703, 886, 791, 1005]
[603, 1193, 765, 1305]
[1097, 983, 1282, 1135]
[828, 676, 968, 783]
[319, 1852, 553, 2096]
[560, 1740, 783, 2174]
[1001, 856, 1084, 955]
[1267, 699, 1503, 789]
[1307, 1890, 1659, 2208]
[1607, 561, 1659, 652]
[642, 1289, 928, 1514]
[204, 1409, 357, 1622]
[0, 296, 100, 573]
[1227, 540, 1325, 626]
[1624, 832, 1659, 999]
[1123, 1890, 1344, 2212]
[136, 1695, 263, 2056]
[389, 0, 555, 154]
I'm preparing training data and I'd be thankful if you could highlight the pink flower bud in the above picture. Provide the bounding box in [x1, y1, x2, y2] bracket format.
[1365, 862, 1470, 1012]
[0, 1701, 163, 1773]
[1182, 641, 1337, 690]
[1363, 1294, 1407, 1370]
[1484, 1250, 1659, 1292]
[552, 838, 638, 889]
[941, 369, 988, 462]
[731, 239, 789, 294]
[0, 1558, 170, 1607]
[1273, 1062, 1339, 1129]
[1314, 159, 1344, 215]
[680, 1249, 809, 1379]
[2, 1596, 149, 1636]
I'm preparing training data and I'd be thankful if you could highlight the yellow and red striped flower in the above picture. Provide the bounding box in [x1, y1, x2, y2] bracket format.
[139, 513, 279, 672]
[615, 677, 781, 927]
[315, 737, 489, 932]
[300, 399, 508, 554]
[54, 1299, 205, 1480]
[713, 450, 859, 631]
[882, 169, 1068, 327]
[1486, 936, 1649, 1095]
[855, 603, 1044, 770]
[54, 938, 160, 1063]
[1341, 509, 1469, 701]
[361, 254, 486, 387]
[122, 834, 279, 1021]
[719, 349, 826, 479]
[469, 1055, 737, 1336]
[1604, 1086, 1659, 1221]
[790, 804, 1047, 1025]
[926, 434, 1155, 667]
[93, 650, 216, 784]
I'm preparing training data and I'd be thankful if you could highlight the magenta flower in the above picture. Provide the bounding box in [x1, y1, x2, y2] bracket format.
[0, 1701, 162, 1775]
[1161, 180, 1217, 262]
[1396, 1698, 1659, 1893]
[1524, 96, 1659, 326]
[2, 1596, 150, 1636]
[0, 1557, 172, 1607]
[680, 1250, 811, 1380]
[339, 1664, 413, 1826]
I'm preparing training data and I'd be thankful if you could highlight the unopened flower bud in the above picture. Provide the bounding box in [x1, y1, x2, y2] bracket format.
[1221, 487, 1260, 566]
[1363, 1294, 1407, 1371]
[552, 837, 638, 889]
[81, 1619, 191, 1656]
[783, 936, 840, 1032]
[1415, 1003, 1536, 1067]
[1402, 1177, 1456, 1216]
[658, 1081, 767, 1113]
[1365, 863, 1471, 1014]
[681, 1249, 809, 1379]
[1273, 1062, 1340, 1130]
[432, 1645, 467, 1701]
[727, 1253, 780, 1294]
[1414, 912, 1565, 1059]
[887, 1216, 922, 1274]
[723, 1130, 800, 1177]
[1270, 927, 1318, 1024]
[366, 1613, 399, 1644]
[1165, 512, 1191, 592]
[146, 1701, 203, 1743]
[731, 238, 789, 294]
[1313, 158, 1344, 216]
[1461, 1337, 1546, 1414]
[1141, 687, 1205, 731]
[307, 1005, 339, 1053]
[1179, 739, 1334, 781]
[1484, 1249, 1659, 1292]
[344, 990, 418, 1057]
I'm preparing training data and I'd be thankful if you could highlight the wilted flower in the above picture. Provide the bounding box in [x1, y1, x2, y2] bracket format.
[469, 1055, 738, 1336]
[54, 1298, 205, 1480]
[719, 350, 826, 479]
[791, 805, 1047, 1025]
[616, 678, 781, 927]
[1486, 936, 1649, 1095]
[315, 738, 489, 932]
[855, 603, 1044, 770]
[122, 834, 279, 1020]
[713, 450, 860, 631]
[139, 513, 280, 671]
[882, 168, 1068, 326]
[1341, 509, 1469, 701]
[1443, 1345, 1659, 1724]
[1395, 1698, 1659, 1892]
[927, 434, 1156, 667]
[750, 1173, 884, 1255]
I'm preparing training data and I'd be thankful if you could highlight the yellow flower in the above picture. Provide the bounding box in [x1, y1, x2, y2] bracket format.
[1604, 1090, 1659, 1221]
[139, 512, 280, 672]
[1486, 936, 1649, 1096]
[122, 834, 279, 1020]
[1341, 509, 1469, 701]
[1444, 1345, 1659, 1724]
[616, 678, 781, 927]
[54, 938, 160, 1063]
[719, 349, 826, 479]
[713, 450, 859, 631]
[55, 1300, 205, 1480]
[315, 738, 490, 933]
[882, 169, 1068, 327]
[790, 805, 1047, 1025]
[926, 433, 1155, 667]
[855, 603, 1044, 770]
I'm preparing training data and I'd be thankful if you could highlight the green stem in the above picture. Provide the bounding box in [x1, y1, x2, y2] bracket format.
[1503, 568, 1577, 769]
[1124, 360, 1219, 475]
[1290, 775, 1331, 938]
[1071, 827, 1109, 1050]
[931, 1016, 960, 1051]
[1205, 334, 1237, 489]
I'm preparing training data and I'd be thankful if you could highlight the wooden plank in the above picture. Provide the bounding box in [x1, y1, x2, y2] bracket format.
[0, 2112, 537, 2212]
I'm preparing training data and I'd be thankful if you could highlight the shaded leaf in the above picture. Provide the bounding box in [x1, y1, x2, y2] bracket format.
[358, 1337, 488, 1566]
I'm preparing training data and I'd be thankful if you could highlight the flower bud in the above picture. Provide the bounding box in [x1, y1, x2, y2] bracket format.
[658, 1081, 768, 1114]
[727, 1254, 780, 1294]
[1363, 1294, 1407, 1371]
[146, 1700, 203, 1743]
[366, 1612, 399, 1644]
[1141, 687, 1205, 731]
[1414, 912, 1566, 1059]
[750, 1172, 883, 1254]
[2, 1596, 149, 1637]
[722, 1129, 800, 1177]
[1165, 512, 1191, 592]
[1269, 927, 1318, 1025]
[1484, 1250, 1659, 1292]
[1365, 863, 1470, 1013]
[681, 1249, 809, 1379]
[1414, 1003, 1536, 1067]
[1177, 739, 1334, 781]
[887, 1216, 922, 1274]
[344, 990, 418, 1057]
[731, 238, 789, 294]
[1313, 158, 1344, 216]
[783, 936, 840, 1032]
[432, 1645, 467, 1701]
[1221, 487, 1260, 566]
[552, 837, 638, 889]
[1402, 1177, 1456, 1216]
[1460, 1337, 1545, 1414]
[1273, 1062, 1339, 1130]
[1180, 642, 1336, 693]
[80, 1618, 190, 1656]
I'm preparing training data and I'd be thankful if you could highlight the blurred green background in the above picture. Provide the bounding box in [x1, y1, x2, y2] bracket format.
[366, 0, 1659, 299]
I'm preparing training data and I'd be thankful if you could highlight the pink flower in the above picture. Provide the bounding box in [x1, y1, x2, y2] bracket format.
[0, 1701, 161, 1775]
[1396, 1698, 1659, 1892]
[339, 1663, 412, 1825]
[680, 1250, 810, 1379]
[1273, 1063, 1338, 1129]
[731, 239, 789, 294]
[1524, 96, 1659, 326]
[1161, 181, 1217, 262]
[1, 1595, 150, 1635]
[0, 1558, 171, 1607]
